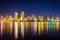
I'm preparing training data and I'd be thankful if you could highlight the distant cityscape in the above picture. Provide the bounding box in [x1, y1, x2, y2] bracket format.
[0, 11, 60, 39]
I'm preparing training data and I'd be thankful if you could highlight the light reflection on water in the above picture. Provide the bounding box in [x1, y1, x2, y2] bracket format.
[0, 21, 60, 40]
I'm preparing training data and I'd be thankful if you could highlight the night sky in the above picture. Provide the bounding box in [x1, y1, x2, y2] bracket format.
[0, 0, 60, 17]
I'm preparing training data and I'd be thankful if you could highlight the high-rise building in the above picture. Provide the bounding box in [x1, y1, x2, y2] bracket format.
[14, 12, 18, 21]
[21, 11, 24, 20]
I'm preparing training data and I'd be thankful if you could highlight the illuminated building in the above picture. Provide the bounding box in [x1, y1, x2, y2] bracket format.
[25, 16, 31, 32]
[37, 16, 42, 35]
[0, 16, 4, 37]
[59, 19, 60, 32]
[5, 15, 10, 34]
[50, 17, 54, 32]
[3, 17, 6, 34]
[25, 16, 31, 36]
[48, 15, 52, 32]
[43, 15, 48, 33]
[56, 17, 59, 32]
[9, 16, 13, 34]
[53, 14, 57, 32]
[14, 12, 18, 39]
[31, 14, 35, 36]
[21, 11, 24, 20]
[40, 16, 44, 33]
[20, 11, 25, 37]
[34, 17, 37, 35]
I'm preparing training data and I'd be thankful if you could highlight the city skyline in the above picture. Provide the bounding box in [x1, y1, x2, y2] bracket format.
[0, 11, 60, 23]
[0, 11, 59, 19]
[0, 10, 60, 40]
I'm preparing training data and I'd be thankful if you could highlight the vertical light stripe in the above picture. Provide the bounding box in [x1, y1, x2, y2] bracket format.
[26, 22, 28, 33]
[25, 22, 30, 33]
[52, 21, 54, 31]
[14, 22, 18, 39]
[53, 21, 56, 32]
[0, 22, 1, 37]
[25, 22, 27, 32]
[44, 21, 48, 33]
[31, 22, 34, 36]
[1, 21, 3, 37]
[56, 21, 59, 31]
[47, 22, 48, 33]
[21, 22, 24, 37]
[6, 21, 10, 33]
[18, 22, 21, 33]
[48, 21, 50, 32]
[41, 22, 43, 33]
[37, 22, 41, 35]
[50, 21, 53, 31]
[51, 18, 54, 31]
[10, 22, 13, 34]
[34, 21, 37, 35]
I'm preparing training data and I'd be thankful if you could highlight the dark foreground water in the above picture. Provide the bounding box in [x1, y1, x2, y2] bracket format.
[0, 31, 60, 40]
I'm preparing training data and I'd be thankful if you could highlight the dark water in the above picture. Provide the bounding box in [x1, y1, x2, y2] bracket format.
[0, 31, 60, 40]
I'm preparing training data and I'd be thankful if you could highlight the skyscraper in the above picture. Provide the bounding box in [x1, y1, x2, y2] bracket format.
[21, 11, 24, 20]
